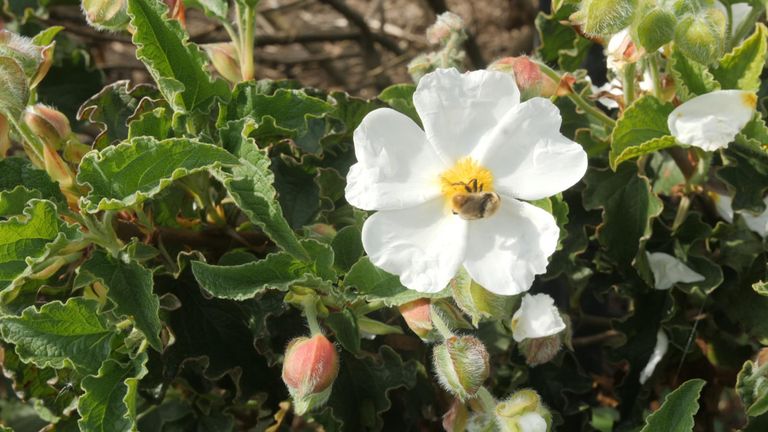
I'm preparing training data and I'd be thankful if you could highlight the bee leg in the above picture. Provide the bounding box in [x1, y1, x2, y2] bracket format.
[469, 178, 478, 192]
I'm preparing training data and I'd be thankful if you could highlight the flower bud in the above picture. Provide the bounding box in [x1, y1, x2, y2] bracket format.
[488, 56, 552, 100]
[433, 335, 490, 400]
[407, 53, 436, 82]
[203, 43, 242, 83]
[43, 143, 80, 208]
[635, 7, 676, 51]
[24, 104, 71, 150]
[426, 12, 465, 45]
[281, 334, 339, 415]
[495, 389, 551, 432]
[442, 398, 469, 432]
[519, 335, 563, 367]
[605, 28, 643, 72]
[82, 0, 130, 32]
[451, 269, 514, 325]
[399, 299, 433, 339]
[674, 9, 726, 65]
[580, 0, 637, 36]
[164, 0, 186, 27]
[511, 294, 566, 343]
[0, 30, 54, 88]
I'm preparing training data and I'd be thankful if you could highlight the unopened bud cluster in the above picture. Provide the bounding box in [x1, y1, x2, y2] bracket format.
[407, 12, 467, 81]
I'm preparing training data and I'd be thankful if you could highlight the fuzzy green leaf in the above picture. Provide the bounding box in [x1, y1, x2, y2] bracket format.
[76, 251, 162, 350]
[609, 96, 675, 169]
[669, 50, 721, 100]
[0, 186, 42, 216]
[0, 157, 64, 205]
[713, 23, 768, 91]
[0, 298, 114, 374]
[216, 119, 309, 260]
[331, 225, 364, 272]
[126, 0, 229, 112]
[583, 165, 663, 266]
[344, 257, 450, 306]
[78, 136, 239, 213]
[77, 352, 148, 432]
[639, 379, 706, 432]
[377, 84, 419, 124]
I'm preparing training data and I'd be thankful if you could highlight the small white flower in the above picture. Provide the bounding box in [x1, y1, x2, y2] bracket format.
[646, 252, 705, 290]
[639, 330, 669, 384]
[711, 192, 768, 238]
[346, 68, 587, 295]
[511, 293, 566, 342]
[516, 412, 548, 432]
[668, 90, 757, 151]
[605, 28, 642, 73]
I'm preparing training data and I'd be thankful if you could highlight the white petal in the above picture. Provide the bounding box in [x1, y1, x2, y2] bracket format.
[668, 90, 756, 151]
[730, 3, 753, 34]
[474, 98, 588, 201]
[646, 252, 706, 290]
[511, 293, 566, 343]
[413, 68, 520, 163]
[517, 412, 548, 432]
[639, 330, 669, 384]
[741, 197, 768, 238]
[463, 198, 559, 296]
[710, 192, 734, 223]
[346, 108, 446, 211]
[361, 199, 467, 293]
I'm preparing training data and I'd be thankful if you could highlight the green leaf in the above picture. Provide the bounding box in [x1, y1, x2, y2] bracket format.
[713, 23, 768, 91]
[535, 5, 592, 71]
[76, 251, 162, 350]
[377, 84, 419, 124]
[0, 298, 114, 374]
[344, 257, 450, 307]
[185, 0, 228, 21]
[216, 119, 308, 260]
[77, 352, 148, 432]
[126, 0, 229, 112]
[127, 107, 172, 140]
[325, 309, 360, 354]
[718, 137, 768, 213]
[639, 379, 706, 432]
[669, 50, 721, 100]
[331, 225, 364, 272]
[77, 81, 161, 148]
[609, 96, 675, 169]
[0, 56, 29, 119]
[0, 200, 77, 287]
[0, 157, 63, 202]
[583, 165, 663, 266]
[737, 359, 768, 417]
[191, 239, 333, 300]
[0, 186, 42, 216]
[78, 136, 239, 213]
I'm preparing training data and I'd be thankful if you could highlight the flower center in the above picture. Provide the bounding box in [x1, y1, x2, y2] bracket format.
[439, 157, 500, 220]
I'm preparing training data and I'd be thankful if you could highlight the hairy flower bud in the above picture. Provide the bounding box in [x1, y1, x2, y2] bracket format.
[407, 53, 437, 82]
[580, 0, 637, 36]
[426, 12, 465, 45]
[281, 334, 339, 415]
[24, 104, 71, 150]
[635, 7, 676, 51]
[433, 335, 490, 400]
[495, 389, 551, 432]
[488, 56, 554, 100]
[399, 299, 433, 339]
[519, 335, 563, 367]
[451, 269, 514, 325]
[82, 0, 130, 32]
[204, 43, 242, 83]
[674, 9, 726, 65]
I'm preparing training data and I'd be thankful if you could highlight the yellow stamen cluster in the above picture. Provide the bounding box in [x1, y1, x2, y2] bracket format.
[439, 157, 494, 200]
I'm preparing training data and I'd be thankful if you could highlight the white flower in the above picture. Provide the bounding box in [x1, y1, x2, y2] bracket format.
[646, 252, 705, 290]
[711, 192, 768, 238]
[668, 90, 756, 151]
[605, 28, 642, 73]
[511, 293, 566, 342]
[516, 412, 548, 432]
[346, 68, 588, 295]
[639, 330, 669, 384]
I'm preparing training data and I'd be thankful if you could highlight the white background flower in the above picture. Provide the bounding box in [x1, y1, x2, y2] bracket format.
[511, 293, 566, 342]
[668, 90, 756, 151]
[711, 193, 768, 238]
[639, 330, 669, 384]
[646, 252, 705, 290]
[346, 68, 588, 295]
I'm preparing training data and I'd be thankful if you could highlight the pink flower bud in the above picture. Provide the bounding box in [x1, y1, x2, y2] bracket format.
[282, 334, 339, 414]
[489, 56, 558, 99]
[203, 43, 242, 83]
[399, 299, 433, 339]
[24, 104, 71, 149]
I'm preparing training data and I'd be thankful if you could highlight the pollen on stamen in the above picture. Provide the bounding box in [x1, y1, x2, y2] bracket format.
[439, 157, 494, 199]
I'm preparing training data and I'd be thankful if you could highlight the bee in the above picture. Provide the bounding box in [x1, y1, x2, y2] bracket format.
[449, 179, 501, 220]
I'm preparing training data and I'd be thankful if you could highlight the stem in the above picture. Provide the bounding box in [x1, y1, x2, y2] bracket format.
[303, 296, 323, 336]
[646, 53, 662, 99]
[8, 116, 45, 167]
[430, 306, 454, 340]
[116, 319, 133, 331]
[476, 387, 496, 414]
[239, 5, 256, 81]
[622, 63, 636, 106]
[537, 61, 616, 130]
